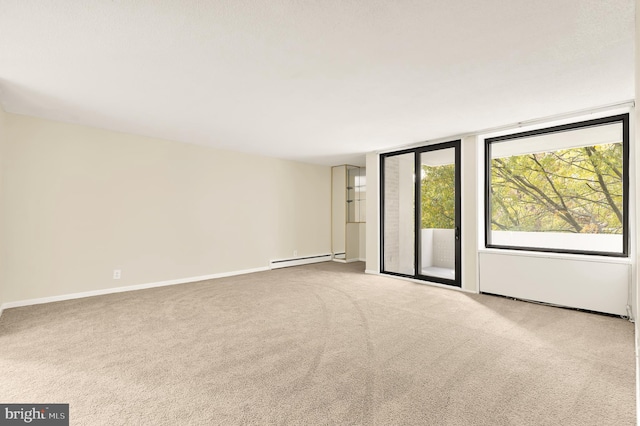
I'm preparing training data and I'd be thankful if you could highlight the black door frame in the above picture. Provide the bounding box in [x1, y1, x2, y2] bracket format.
[380, 140, 462, 287]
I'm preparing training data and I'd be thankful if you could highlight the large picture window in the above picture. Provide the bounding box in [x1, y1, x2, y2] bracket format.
[485, 114, 629, 257]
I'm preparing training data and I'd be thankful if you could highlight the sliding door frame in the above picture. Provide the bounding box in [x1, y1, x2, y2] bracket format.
[415, 141, 461, 286]
[380, 140, 462, 287]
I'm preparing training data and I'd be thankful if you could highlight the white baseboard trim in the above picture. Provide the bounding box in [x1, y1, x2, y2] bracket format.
[0, 266, 270, 311]
[334, 258, 365, 264]
[270, 254, 332, 269]
[365, 269, 379, 275]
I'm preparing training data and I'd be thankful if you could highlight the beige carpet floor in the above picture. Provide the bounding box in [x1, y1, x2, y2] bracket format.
[0, 261, 635, 425]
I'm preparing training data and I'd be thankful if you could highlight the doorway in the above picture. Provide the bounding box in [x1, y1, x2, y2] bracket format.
[380, 141, 461, 287]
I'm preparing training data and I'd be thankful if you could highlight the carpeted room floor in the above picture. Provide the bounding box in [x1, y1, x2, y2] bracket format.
[0, 261, 635, 425]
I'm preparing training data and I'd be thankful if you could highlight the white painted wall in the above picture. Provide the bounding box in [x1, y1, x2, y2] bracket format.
[477, 110, 633, 315]
[421, 229, 434, 268]
[479, 251, 629, 316]
[0, 113, 331, 304]
[461, 135, 479, 292]
[421, 229, 455, 269]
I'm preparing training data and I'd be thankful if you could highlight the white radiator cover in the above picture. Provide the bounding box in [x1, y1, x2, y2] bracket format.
[479, 251, 630, 316]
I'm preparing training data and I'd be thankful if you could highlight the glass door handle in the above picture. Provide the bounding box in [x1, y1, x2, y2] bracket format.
[455, 226, 460, 240]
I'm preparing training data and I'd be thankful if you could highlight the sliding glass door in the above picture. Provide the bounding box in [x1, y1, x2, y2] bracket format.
[417, 143, 460, 284]
[381, 141, 461, 287]
[381, 152, 415, 275]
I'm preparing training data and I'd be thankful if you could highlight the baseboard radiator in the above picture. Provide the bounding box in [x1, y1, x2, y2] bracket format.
[269, 254, 332, 270]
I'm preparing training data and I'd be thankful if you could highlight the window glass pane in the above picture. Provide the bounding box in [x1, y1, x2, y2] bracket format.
[383, 153, 415, 274]
[487, 120, 626, 255]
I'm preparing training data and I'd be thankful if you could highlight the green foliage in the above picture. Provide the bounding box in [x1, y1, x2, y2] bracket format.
[490, 143, 623, 234]
[421, 164, 455, 229]
[419, 143, 623, 234]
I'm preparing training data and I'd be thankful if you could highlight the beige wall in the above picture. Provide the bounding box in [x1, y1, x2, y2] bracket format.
[0, 113, 331, 303]
[358, 222, 366, 261]
[635, 0, 639, 416]
[365, 151, 379, 273]
[0, 106, 5, 309]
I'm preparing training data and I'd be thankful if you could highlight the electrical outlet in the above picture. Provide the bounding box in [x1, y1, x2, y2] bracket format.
[293, 250, 298, 257]
[113, 269, 121, 280]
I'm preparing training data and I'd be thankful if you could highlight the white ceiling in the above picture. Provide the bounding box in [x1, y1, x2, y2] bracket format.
[0, 0, 634, 166]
